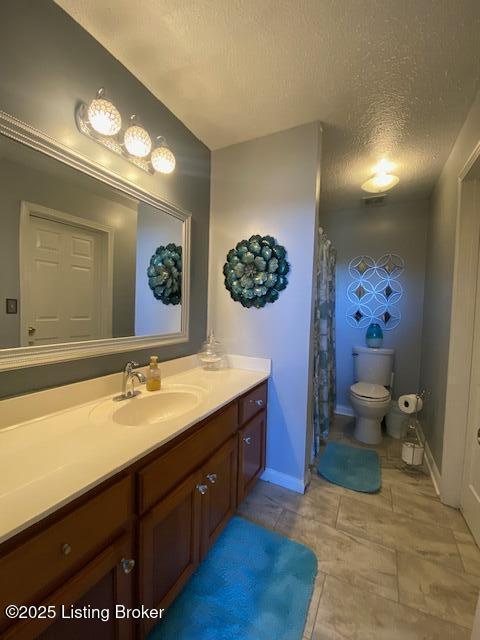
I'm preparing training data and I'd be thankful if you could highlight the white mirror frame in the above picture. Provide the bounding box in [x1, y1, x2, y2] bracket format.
[0, 111, 191, 371]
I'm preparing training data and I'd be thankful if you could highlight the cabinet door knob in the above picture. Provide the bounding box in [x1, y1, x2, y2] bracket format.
[249, 399, 264, 407]
[206, 473, 217, 484]
[120, 558, 135, 574]
[243, 436, 252, 445]
[61, 543, 72, 556]
[196, 483, 208, 495]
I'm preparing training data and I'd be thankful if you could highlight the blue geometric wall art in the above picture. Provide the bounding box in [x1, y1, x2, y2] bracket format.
[346, 254, 404, 331]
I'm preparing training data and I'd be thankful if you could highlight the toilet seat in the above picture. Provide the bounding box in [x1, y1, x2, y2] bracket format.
[350, 382, 390, 402]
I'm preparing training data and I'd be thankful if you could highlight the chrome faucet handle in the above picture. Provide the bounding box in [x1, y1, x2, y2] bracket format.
[125, 360, 140, 373]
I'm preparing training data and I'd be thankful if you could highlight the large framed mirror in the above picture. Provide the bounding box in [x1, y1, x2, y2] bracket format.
[0, 111, 190, 371]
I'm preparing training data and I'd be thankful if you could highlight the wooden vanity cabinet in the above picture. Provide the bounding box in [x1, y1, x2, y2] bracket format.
[0, 381, 268, 640]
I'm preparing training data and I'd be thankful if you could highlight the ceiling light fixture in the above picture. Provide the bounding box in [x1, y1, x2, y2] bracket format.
[87, 88, 122, 136]
[362, 159, 399, 193]
[151, 137, 176, 174]
[373, 159, 395, 175]
[75, 89, 176, 175]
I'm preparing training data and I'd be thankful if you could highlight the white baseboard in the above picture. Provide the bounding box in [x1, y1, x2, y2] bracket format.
[416, 423, 441, 496]
[335, 404, 354, 417]
[261, 467, 306, 494]
[423, 439, 441, 497]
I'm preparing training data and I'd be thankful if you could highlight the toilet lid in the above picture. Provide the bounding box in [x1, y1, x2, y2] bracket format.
[351, 382, 390, 400]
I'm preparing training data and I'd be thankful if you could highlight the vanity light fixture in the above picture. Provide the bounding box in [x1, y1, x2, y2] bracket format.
[76, 88, 176, 175]
[151, 137, 176, 174]
[361, 159, 399, 194]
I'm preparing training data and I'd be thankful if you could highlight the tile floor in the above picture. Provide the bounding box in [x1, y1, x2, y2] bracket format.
[237, 415, 480, 639]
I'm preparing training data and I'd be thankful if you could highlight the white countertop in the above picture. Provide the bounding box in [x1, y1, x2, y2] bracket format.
[0, 355, 270, 545]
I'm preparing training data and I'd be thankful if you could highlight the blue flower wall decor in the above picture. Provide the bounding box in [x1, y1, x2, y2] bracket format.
[223, 235, 289, 308]
[147, 243, 182, 305]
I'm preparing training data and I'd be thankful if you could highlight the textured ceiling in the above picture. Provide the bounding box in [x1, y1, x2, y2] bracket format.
[55, 0, 480, 210]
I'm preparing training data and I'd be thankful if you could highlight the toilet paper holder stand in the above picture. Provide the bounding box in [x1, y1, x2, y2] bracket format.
[401, 389, 426, 467]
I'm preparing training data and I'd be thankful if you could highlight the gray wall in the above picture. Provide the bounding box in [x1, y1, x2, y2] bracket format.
[209, 123, 321, 490]
[0, 0, 210, 398]
[0, 135, 138, 347]
[322, 200, 429, 410]
[420, 90, 480, 471]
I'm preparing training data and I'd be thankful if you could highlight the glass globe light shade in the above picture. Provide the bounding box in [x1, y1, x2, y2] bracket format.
[124, 124, 152, 158]
[361, 173, 399, 193]
[87, 98, 121, 136]
[151, 144, 176, 174]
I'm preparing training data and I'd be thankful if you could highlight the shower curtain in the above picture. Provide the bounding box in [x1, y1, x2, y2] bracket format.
[312, 227, 336, 458]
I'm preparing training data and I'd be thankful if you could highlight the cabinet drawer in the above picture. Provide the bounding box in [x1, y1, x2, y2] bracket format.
[239, 382, 267, 425]
[138, 403, 238, 514]
[0, 476, 131, 626]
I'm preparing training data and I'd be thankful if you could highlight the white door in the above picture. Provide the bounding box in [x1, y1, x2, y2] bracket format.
[23, 215, 104, 346]
[462, 249, 480, 543]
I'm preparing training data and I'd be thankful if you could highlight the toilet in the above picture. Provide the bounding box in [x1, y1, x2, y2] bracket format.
[349, 346, 395, 444]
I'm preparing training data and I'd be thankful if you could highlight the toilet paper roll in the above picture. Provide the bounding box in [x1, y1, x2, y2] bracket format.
[398, 394, 423, 414]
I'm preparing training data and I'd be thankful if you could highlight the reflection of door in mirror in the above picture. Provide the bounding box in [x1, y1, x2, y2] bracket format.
[20, 203, 113, 346]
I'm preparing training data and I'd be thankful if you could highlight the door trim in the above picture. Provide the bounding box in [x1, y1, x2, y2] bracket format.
[442, 139, 480, 507]
[461, 240, 480, 535]
[0, 110, 191, 371]
[19, 201, 114, 347]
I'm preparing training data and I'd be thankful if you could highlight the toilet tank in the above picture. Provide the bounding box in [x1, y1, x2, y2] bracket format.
[353, 346, 395, 386]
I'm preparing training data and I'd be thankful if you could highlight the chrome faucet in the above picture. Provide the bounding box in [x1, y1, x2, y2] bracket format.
[114, 361, 146, 401]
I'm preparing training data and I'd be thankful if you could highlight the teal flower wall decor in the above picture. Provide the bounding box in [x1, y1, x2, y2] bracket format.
[147, 243, 182, 305]
[223, 235, 289, 308]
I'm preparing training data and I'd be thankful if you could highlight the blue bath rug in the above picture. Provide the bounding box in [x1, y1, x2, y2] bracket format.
[148, 516, 317, 640]
[318, 441, 381, 493]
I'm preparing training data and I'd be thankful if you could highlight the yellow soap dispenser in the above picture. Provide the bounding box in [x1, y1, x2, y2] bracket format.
[146, 356, 161, 391]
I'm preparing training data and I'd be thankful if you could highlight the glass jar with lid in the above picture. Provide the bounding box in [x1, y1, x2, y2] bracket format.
[198, 332, 224, 370]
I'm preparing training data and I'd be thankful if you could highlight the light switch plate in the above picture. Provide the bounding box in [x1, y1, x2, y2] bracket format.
[6, 298, 18, 314]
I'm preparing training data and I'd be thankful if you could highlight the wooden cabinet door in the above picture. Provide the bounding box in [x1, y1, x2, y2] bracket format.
[238, 411, 266, 503]
[3, 535, 134, 640]
[138, 471, 202, 635]
[200, 437, 238, 558]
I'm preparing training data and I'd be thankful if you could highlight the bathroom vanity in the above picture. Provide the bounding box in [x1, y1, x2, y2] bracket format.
[0, 359, 268, 639]
[0, 51, 270, 640]
[0, 104, 269, 638]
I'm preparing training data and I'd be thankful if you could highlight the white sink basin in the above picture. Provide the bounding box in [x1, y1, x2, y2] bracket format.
[90, 384, 205, 427]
